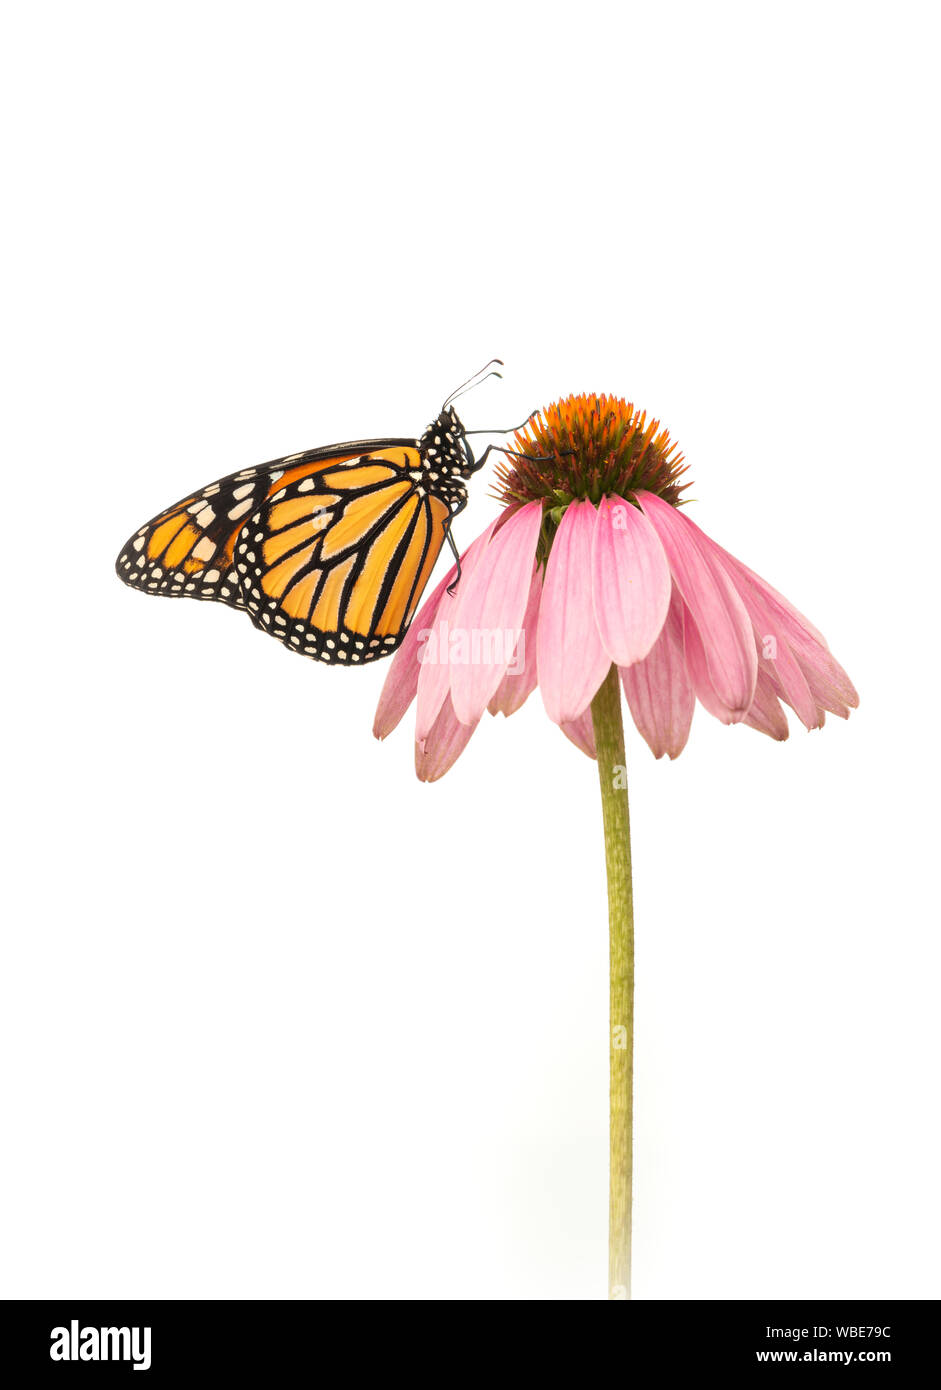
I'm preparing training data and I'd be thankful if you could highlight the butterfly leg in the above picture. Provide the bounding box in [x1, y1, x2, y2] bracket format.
[445, 526, 462, 593]
[442, 496, 469, 595]
[464, 408, 541, 438]
[465, 440, 563, 475]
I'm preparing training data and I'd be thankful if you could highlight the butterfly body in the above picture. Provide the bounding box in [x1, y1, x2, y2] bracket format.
[115, 405, 481, 665]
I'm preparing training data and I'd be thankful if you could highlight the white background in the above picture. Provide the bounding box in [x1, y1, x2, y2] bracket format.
[2, 1, 938, 1301]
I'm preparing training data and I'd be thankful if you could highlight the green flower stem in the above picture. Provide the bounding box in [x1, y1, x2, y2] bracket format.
[590, 664, 634, 1299]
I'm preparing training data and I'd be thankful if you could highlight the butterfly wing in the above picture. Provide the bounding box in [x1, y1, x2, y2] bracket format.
[116, 440, 452, 663]
[237, 446, 452, 663]
[115, 441, 411, 611]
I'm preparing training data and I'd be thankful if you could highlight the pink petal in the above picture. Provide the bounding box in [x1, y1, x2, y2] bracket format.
[749, 610, 820, 729]
[449, 502, 543, 726]
[714, 547, 857, 717]
[415, 694, 479, 782]
[373, 563, 457, 739]
[637, 492, 757, 719]
[488, 565, 542, 716]
[771, 619, 858, 716]
[620, 585, 695, 758]
[537, 500, 612, 725]
[718, 549, 828, 647]
[561, 708, 597, 759]
[681, 605, 744, 723]
[414, 521, 497, 743]
[790, 646, 856, 719]
[685, 534, 819, 730]
[763, 666, 828, 728]
[743, 671, 790, 741]
[591, 495, 671, 667]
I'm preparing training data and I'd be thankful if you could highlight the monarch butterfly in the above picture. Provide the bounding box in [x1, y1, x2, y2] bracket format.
[115, 363, 521, 665]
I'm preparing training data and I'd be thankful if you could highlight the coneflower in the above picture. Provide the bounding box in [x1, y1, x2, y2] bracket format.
[374, 392, 857, 1296]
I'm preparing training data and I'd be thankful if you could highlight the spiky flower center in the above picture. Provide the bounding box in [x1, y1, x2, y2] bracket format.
[493, 393, 689, 512]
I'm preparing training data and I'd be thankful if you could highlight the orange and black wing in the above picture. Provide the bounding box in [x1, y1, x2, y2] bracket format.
[115, 441, 452, 663]
[115, 444, 377, 611]
[237, 445, 452, 663]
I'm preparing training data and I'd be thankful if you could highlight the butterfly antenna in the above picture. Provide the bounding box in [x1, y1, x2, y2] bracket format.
[442, 359, 504, 410]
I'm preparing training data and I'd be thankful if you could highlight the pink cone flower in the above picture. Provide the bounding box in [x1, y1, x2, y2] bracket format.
[374, 394, 857, 780]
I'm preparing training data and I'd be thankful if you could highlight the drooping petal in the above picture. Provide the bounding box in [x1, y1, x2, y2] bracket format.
[415, 694, 479, 782]
[680, 605, 745, 723]
[620, 585, 695, 758]
[679, 527, 820, 729]
[743, 671, 790, 741]
[591, 495, 671, 667]
[763, 666, 828, 728]
[488, 565, 542, 716]
[636, 492, 757, 719]
[713, 545, 858, 717]
[414, 521, 497, 742]
[746, 602, 820, 729]
[537, 499, 612, 725]
[789, 641, 857, 719]
[373, 563, 456, 739]
[768, 612, 858, 716]
[449, 501, 543, 726]
[717, 548, 828, 647]
[561, 707, 597, 759]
